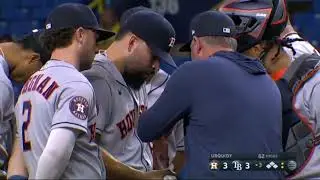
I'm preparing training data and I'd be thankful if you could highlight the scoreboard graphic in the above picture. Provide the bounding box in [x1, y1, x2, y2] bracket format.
[209, 153, 297, 173]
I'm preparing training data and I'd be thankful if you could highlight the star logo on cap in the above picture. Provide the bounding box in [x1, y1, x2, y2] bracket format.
[191, 30, 195, 36]
[169, 37, 176, 48]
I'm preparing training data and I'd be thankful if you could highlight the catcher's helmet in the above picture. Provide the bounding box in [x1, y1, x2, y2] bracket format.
[218, 0, 288, 52]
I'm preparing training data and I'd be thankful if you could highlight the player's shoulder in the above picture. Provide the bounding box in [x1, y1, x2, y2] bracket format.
[147, 69, 170, 92]
[0, 65, 12, 89]
[0, 80, 14, 103]
[41, 63, 90, 85]
[0, 63, 14, 97]
[82, 54, 115, 83]
[39, 62, 94, 94]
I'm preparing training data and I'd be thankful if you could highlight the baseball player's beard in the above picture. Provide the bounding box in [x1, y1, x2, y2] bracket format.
[79, 59, 93, 71]
[122, 71, 146, 90]
[122, 69, 154, 90]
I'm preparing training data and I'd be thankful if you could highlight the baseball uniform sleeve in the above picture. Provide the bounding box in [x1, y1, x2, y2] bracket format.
[36, 128, 77, 179]
[85, 76, 112, 135]
[51, 81, 95, 134]
[138, 63, 193, 142]
[0, 82, 14, 122]
[310, 84, 320, 122]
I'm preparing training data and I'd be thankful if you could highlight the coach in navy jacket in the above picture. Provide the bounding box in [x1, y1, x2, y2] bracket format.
[137, 11, 283, 179]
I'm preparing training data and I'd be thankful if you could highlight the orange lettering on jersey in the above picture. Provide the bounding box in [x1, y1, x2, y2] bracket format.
[117, 105, 147, 140]
[117, 121, 127, 139]
[42, 81, 59, 100]
[125, 115, 133, 132]
[32, 74, 44, 91]
[36, 77, 51, 94]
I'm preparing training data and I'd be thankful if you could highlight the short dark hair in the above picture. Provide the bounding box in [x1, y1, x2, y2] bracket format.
[16, 32, 51, 64]
[114, 28, 129, 41]
[202, 36, 238, 51]
[41, 28, 76, 52]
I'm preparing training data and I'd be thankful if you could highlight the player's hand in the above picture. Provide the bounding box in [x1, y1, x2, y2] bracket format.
[143, 169, 176, 180]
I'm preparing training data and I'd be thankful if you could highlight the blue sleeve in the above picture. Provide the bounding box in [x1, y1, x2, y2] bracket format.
[138, 63, 193, 142]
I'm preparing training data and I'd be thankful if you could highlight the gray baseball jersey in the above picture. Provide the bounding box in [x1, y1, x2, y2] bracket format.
[82, 53, 153, 171]
[0, 55, 14, 165]
[146, 69, 184, 170]
[15, 60, 105, 179]
[285, 36, 320, 179]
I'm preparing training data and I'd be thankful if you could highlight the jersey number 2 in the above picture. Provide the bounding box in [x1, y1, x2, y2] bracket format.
[22, 101, 32, 151]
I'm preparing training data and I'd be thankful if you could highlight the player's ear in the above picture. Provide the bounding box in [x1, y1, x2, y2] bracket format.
[194, 37, 202, 55]
[28, 52, 40, 64]
[75, 27, 86, 45]
[127, 34, 139, 53]
[246, 43, 264, 59]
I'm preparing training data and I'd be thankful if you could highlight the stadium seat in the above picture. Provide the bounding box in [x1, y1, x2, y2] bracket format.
[45, 0, 56, 7]
[10, 21, 33, 37]
[32, 8, 51, 20]
[0, 21, 9, 36]
[313, 0, 320, 13]
[299, 15, 320, 45]
[1, 8, 31, 21]
[292, 13, 315, 32]
[0, 0, 20, 8]
[21, 0, 45, 8]
[54, 0, 87, 5]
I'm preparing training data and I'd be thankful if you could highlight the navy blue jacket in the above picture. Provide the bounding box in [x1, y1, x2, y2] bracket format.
[138, 51, 283, 179]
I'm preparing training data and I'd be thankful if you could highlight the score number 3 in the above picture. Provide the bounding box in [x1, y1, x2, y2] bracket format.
[22, 101, 32, 151]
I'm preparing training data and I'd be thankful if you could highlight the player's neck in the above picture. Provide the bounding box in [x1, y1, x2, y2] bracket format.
[51, 48, 80, 70]
[206, 46, 233, 58]
[105, 42, 125, 74]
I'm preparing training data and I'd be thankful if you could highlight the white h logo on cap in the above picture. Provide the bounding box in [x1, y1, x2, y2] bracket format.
[223, 28, 231, 34]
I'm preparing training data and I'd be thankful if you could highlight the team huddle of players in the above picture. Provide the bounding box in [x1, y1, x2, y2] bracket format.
[4, 2, 181, 180]
[0, 0, 319, 179]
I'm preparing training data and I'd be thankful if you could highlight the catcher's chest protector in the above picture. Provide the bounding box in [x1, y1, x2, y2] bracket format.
[284, 53, 320, 176]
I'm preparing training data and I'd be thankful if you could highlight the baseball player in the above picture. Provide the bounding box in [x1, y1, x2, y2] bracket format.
[12, 3, 115, 179]
[82, 9, 176, 175]
[146, 69, 185, 172]
[117, 6, 184, 172]
[0, 29, 50, 178]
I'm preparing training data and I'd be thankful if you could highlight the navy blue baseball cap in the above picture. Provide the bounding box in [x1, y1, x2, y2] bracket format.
[45, 3, 115, 42]
[15, 29, 51, 64]
[179, 10, 236, 52]
[120, 10, 177, 67]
